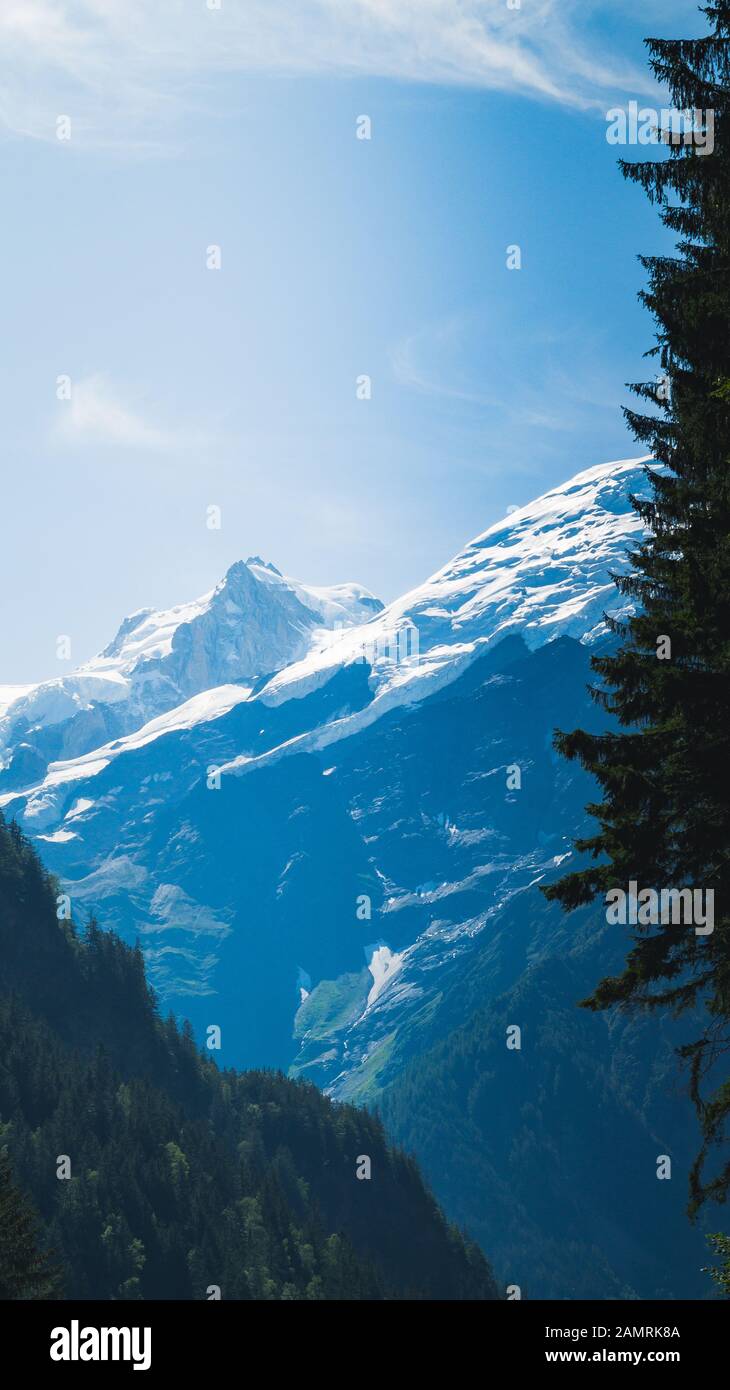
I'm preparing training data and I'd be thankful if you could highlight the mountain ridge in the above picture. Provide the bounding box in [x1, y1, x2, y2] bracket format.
[0, 455, 652, 815]
[0, 556, 383, 767]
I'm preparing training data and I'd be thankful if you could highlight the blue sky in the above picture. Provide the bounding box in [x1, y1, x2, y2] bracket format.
[0, 0, 700, 681]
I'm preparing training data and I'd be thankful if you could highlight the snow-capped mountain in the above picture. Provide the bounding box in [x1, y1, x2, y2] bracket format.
[0, 557, 382, 778]
[0, 456, 650, 806]
[219, 456, 651, 772]
[0, 452, 656, 1078]
[2, 452, 706, 1297]
[0, 454, 652, 861]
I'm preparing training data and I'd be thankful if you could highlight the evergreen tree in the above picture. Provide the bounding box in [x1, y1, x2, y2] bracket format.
[703, 1232, 730, 1296]
[543, 4, 730, 1211]
[0, 1147, 61, 1299]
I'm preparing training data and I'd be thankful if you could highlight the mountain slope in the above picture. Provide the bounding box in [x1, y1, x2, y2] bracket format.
[0, 812, 497, 1300]
[378, 891, 712, 1300]
[220, 456, 653, 770]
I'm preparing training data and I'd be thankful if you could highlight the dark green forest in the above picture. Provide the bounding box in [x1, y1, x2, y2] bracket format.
[0, 812, 497, 1300]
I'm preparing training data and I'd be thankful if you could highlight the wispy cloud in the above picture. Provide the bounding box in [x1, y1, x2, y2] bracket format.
[53, 373, 182, 449]
[0, 1, 660, 147]
[390, 315, 497, 407]
[389, 309, 632, 441]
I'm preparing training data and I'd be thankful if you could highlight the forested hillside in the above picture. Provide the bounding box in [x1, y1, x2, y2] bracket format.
[0, 813, 497, 1301]
[379, 887, 713, 1300]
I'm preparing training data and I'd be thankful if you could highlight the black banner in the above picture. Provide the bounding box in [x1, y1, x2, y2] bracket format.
[1, 1299, 724, 1375]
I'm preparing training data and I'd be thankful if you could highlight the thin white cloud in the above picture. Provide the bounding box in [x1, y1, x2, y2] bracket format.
[0, 0, 660, 146]
[389, 309, 628, 435]
[391, 314, 502, 406]
[53, 374, 179, 449]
